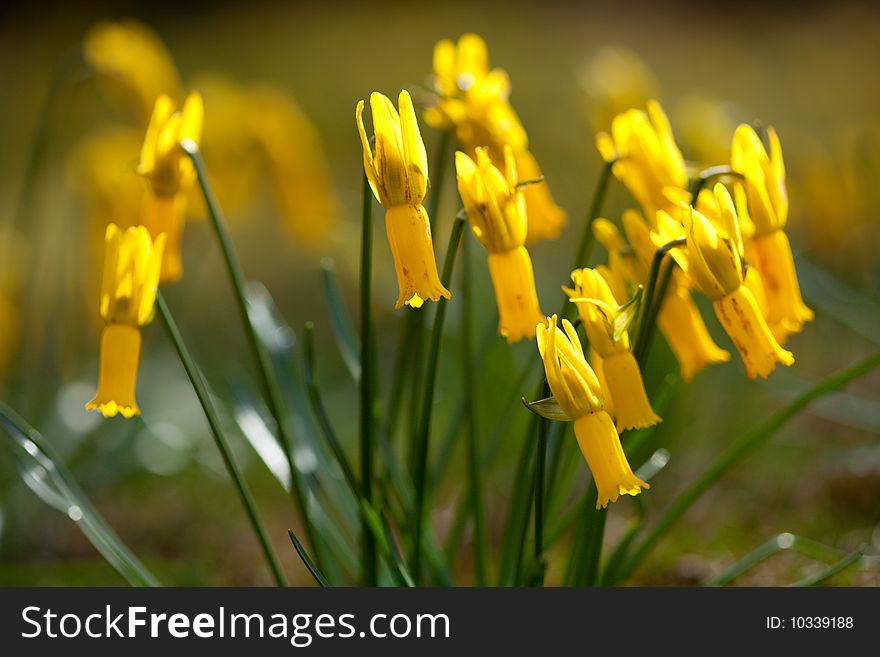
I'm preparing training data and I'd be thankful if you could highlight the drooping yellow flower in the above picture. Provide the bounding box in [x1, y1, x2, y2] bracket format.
[426, 33, 567, 243]
[731, 124, 813, 339]
[357, 90, 449, 309]
[246, 85, 339, 249]
[536, 315, 648, 509]
[564, 268, 660, 431]
[593, 214, 729, 381]
[83, 20, 182, 126]
[87, 224, 166, 418]
[455, 146, 543, 342]
[138, 92, 204, 284]
[596, 100, 688, 223]
[663, 184, 793, 379]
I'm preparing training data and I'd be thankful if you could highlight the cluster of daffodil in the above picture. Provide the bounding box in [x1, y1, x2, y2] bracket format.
[354, 34, 812, 512]
[426, 33, 568, 243]
[70, 18, 338, 283]
[86, 95, 202, 417]
[536, 100, 812, 508]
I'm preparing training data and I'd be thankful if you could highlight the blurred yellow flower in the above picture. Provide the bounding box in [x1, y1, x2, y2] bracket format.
[564, 268, 660, 431]
[455, 146, 543, 342]
[731, 124, 813, 340]
[87, 224, 166, 418]
[427, 33, 567, 243]
[83, 20, 182, 126]
[663, 184, 793, 378]
[139, 92, 204, 284]
[246, 85, 338, 249]
[536, 315, 648, 508]
[593, 214, 729, 381]
[578, 47, 658, 134]
[597, 100, 688, 222]
[357, 90, 449, 309]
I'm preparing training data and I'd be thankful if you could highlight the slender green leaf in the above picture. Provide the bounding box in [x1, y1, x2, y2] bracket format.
[792, 549, 865, 587]
[321, 258, 361, 381]
[617, 351, 880, 582]
[288, 529, 329, 587]
[0, 402, 160, 587]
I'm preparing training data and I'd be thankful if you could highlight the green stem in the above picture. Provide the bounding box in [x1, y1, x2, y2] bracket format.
[359, 174, 378, 586]
[532, 415, 548, 585]
[181, 142, 320, 570]
[461, 233, 488, 585]
[410, 216, 465, 582]
[618, 351, 880, 582]
[405, 132, 452, 465]
[302, 323, 360, 495]
[498, 398, 539, 585]
[636, 258, 676, 366]
[632, 238, 686, 363]
[155, 293, 286, 587]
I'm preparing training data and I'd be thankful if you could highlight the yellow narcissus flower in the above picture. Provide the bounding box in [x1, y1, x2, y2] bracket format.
[138, 92, 203, 284]
[357, 90, 449, 309]
[564, 268, 660, 431]
[592, 215, 729, 381]
[87, 224, 166, 418]
[455, 146, 543, 342]
[83, 20, 182, 126]
[536, 315, 648, 508]
[663, 184, 794, 379]
[731, 124, 813, 340]
[596, 100, 688, 223]
[426, 33, 567, 243]
[246, 85, 338, 249]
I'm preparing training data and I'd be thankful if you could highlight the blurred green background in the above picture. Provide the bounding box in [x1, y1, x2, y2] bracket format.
[1, 0, 878, 585]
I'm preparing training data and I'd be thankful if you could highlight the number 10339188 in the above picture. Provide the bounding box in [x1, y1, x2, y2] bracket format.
[766, 616, 854, 629]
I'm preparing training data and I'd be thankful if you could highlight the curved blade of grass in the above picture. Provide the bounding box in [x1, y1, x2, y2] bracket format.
[791, 548, 865, 587]
[288, 529, 329, 587]
[617, 351, 880, 582]
[705, 533, 877, 587]
[0, 402, 160, 587]
[321, 258, 361, 381]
